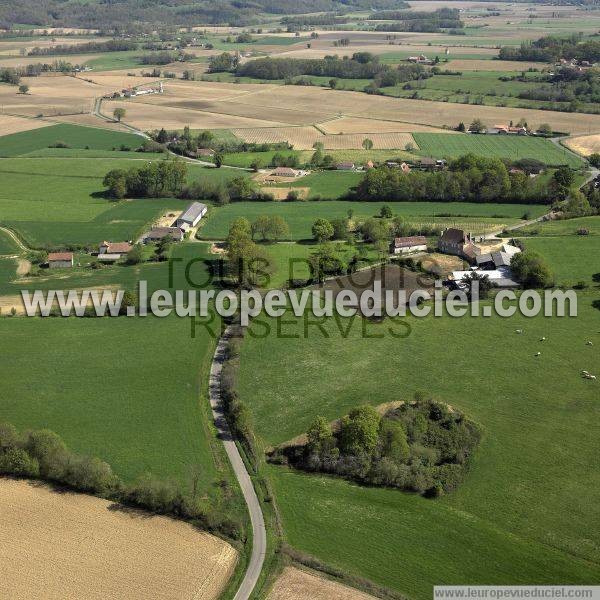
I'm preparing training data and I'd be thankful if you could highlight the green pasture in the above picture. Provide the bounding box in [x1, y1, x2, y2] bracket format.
[413, 133, 583, 167]
[0, 123, 146, 157]
[518, 216, 600, 236]
[197, 200, 544, 240]
[239, 298, 600, 597]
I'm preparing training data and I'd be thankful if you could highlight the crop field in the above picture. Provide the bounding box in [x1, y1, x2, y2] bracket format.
[239, 297, 600, 598]
[117, 80, 600, 138]
[0, 478, 237, 600]
[0, 123, 145, 156]
[413, 133, 584, 167]
[319, 118, 451, 135]
[197, 200, 545, 241]
[233, 127, 322, 150]
[564, 135, 600, 157]
[0, 114, 54, 136]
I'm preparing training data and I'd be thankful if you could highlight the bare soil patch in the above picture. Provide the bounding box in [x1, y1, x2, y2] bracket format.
[268, 566, 377, 600]
[0, 477, 237, 600]
[563, 134, 600, 157]
[261, 186, 310, 200]
[0, 114, 54, 135]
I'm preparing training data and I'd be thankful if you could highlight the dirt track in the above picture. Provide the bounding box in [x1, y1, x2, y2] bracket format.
[0, 478, 238, 600]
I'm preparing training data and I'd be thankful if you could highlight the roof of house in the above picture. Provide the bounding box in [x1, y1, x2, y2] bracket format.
[337, 161, 355, 168]
[48, 252, 73, 262]
[98, 253, 122, 261]
[420, 157, 436, 165]
[463, 244, 478, 260]
[178, 202, 207, 224]
[146, 227, 184, 240]
[393, 236, 427, 248]
[476, 253, 493, 265]
[491, 251, 511, 267]
[440, 228, 468, 243]
[272, 167, 298, 176]
[100, 241, 132, 254]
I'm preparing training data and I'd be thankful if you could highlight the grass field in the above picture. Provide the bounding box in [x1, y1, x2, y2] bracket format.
[517, 235, 600, 286]
[0, 123, 146, 157]
[0, 314, 220, 486]
[518, 216, 600, 236]
[0, 157, 239, 247]
[197, 201, 546, 241]
[0, 230, 19, 255]
[413, 133, 584, 167]
[239, 298, 600, 598]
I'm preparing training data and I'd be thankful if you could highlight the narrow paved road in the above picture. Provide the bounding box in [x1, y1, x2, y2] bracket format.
[209, 328, 266, 600]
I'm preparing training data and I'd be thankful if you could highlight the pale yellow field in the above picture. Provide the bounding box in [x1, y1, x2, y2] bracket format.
[267, 567, 376, 600]
[107, 99, 292, 130]
[320, 117, 451, 134]
[445, 59, 549, 71]
[0, 478, 237, 600]
[0, 53, 102, 68]
[322, 132, 416, 150]
[0, 114, 54, 135]
[563, 134, 600, 157]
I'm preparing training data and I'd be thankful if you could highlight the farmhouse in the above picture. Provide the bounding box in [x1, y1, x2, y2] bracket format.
[143, 227, 184, 243]
[336, 162, 355, 171]
[98, 241, 132, 257]
[438, 228, 479, 262]
[176, 202, 208, 230]
[47, 252, 73, 269]
[489, 124, 527, 135]
[271, 167, 300, 178]
[390, 236, 428, 255]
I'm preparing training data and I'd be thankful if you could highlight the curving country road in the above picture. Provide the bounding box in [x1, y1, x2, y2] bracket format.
[208, 328, 266, 600]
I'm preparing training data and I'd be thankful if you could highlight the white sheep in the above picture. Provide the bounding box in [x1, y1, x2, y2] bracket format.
[586, 341, 593, 346]
[535, 352, 541, 356]
[540, 337, 546, 341]
[515, 329, 523, 334]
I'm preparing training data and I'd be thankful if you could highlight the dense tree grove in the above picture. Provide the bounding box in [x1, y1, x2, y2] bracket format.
[272, 398, 481, 496]
[0, 0, 410, 28]
[236, 55, 426, 86]
[28, 39, 137, 56]
[499, 34, 600, 63]
[371, 8, 463, 32]
[353, 154, 571, 204]
[102, 160, 187, 199]
[0, 422, 242, 539]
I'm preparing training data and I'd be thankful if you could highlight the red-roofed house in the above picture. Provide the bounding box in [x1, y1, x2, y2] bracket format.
[391, 236, 428, 255]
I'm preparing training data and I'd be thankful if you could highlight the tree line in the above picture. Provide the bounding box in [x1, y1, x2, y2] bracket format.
[499, 34, 600, 64]
[28, 39, 137, 56]
[0, 422, 242, 539]
[271, 397, 481, 497]
[353, 154, 576, 205]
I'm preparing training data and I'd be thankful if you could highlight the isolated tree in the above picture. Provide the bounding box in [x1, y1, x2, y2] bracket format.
[537, 123, 552, 136]
[18, 84, 29, 94]
[362, 138, 374, 150]
[113, 107, 126, 122]
[469, 118, 486, 134]
[214, 152, 224, 168]
[405, 142, 415, 152]
[379, 204, 392, 219]
[331, 218, 348, 240]
[156, 127, 168, 144]
[250, 158, 262, 172]
[456, 122, 466, 132]
[102, 168, 127, 199]
[553, 166, 575, 188]
[125, 244, 143, 265]
[311, 218, 334, 243]
[329, 78, 338, 89]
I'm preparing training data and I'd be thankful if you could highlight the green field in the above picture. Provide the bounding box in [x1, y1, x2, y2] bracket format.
[279, 171, 363, 199]
[519, 216, 600, 236]
[0, 230, 19, 255]
[413, 133, 584, 167]
[0, 123, 146, 157]
[517, 235, 600, 286]
[0, 157, 240, 247]
[239, 298, 600, 598]
[0, 314, 220, 486]
[197, 201, 546, 241]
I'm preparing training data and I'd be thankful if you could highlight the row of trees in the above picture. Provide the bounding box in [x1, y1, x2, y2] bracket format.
[0, 422, 242, 539]
[353, 154, 575, 205]
[499, 34, 600, 64]
[273, 398, 481, 496]
[28, 39, 136, 56]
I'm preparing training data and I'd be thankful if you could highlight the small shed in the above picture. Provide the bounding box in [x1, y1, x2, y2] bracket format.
[176, 202, 208, 230]
[48, 252, 73, 269]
